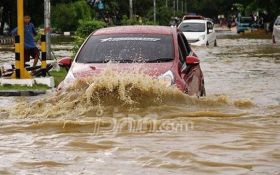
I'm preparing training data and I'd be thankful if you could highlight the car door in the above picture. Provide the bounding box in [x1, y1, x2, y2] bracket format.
[207, 21, 215, 45]
[177, 33, 204, 96]
[274, 17, 280, 42]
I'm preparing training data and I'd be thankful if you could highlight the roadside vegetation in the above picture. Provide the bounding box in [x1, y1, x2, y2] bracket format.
[1, 0, 279, 35]
[0, 69, 68, 91]
[49, 69, 68, 87]
[0, 84, 49, 91]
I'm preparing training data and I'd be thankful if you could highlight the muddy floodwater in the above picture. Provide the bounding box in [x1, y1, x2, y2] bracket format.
[0, 37, 280, 175]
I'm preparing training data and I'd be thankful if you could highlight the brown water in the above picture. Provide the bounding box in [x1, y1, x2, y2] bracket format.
[0, 38, 280, 175]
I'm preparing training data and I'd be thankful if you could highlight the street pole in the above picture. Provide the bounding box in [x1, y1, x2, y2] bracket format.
[129, 0, 133, 19]
[185, 0, 187, 14]
[44, 0, 51, 60]
[153, 0, 156, 23]
[173, 0, 175, 16]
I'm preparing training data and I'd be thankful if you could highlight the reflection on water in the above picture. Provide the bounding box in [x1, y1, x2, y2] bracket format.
[0, 38, 280, 174]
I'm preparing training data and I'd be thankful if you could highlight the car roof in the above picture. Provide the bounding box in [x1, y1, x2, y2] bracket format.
[183, 15, 205, 20]
[93, 25, 176, 35]
[180, 19, 207, 24]
[241, 17, 252, 19]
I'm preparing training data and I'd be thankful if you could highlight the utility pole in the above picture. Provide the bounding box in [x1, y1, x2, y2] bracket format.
[185, 0, 187, 14]
[173, 0, 175, 16]
[44, 0, 51, 60]
[129, 0, 133, 19]
[153, 0, 156, 23]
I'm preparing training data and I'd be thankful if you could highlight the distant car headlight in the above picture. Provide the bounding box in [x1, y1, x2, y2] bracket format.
[199, 35, 205, 41]
[158, 70, 175, 87]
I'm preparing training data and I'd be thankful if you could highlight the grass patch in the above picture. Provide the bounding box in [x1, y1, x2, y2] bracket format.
[0, 68, 67, 90]
[51, 35, 75, 44]
[49, 68, 68, 87]
[0, 84, 49, 91]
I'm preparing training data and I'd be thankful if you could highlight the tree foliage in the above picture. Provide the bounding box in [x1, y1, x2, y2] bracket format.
[52, 0, 94, 32]
[0, 0, 279, 34]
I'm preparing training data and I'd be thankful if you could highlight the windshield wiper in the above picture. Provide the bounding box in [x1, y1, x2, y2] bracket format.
[85, 60, 132, 63]
[146, 58, 174, 63]
[114, 59, 135, 63]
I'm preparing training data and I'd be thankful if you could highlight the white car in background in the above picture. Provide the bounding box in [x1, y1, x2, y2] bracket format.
[178, 18, 217, 47]
[272, 16, 280, 44]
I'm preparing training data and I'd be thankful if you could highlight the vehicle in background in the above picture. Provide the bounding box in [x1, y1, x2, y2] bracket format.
[178, 18, 217, 47]
[237, 17, 253, 33]
[182, 15, 204, 21]
[272, 16, 280, 44]
[58, 25, 206, 96]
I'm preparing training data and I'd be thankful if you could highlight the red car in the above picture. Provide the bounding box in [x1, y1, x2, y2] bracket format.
[58, 25, 205, 96]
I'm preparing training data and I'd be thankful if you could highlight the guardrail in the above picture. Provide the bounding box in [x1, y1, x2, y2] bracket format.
[0, 37, 14, 45]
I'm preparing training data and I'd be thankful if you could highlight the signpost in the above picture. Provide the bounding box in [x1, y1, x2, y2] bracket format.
[12, 0, 31, 79]
[44, 0, 51, 60]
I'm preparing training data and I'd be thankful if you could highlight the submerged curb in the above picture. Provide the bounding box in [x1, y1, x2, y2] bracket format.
[0, 90, 46, 96]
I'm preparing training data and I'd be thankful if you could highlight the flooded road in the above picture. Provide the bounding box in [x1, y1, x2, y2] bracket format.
[0, 37, 280, 174]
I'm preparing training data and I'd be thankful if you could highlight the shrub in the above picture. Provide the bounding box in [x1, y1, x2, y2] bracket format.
[121, 15, 154, 25]
[72, 19, 107, 56]
[76, 19, 107, 38]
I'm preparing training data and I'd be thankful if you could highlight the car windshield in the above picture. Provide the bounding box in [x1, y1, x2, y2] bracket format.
[240, 17, 252, 23]
[76, 34, 174, 63]
[179, 23, 205, 32]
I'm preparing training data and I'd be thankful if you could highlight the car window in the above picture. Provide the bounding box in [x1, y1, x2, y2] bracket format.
[179, 23, 206, 32]
[275, 18, 280, 25]
[207, 22, 214, 30]
[179, 33, 191, 55]
[177, 34, 188, 63]
[240, 17, 253, 23]
[76, 34, 174, 63]
[207, 22, 213, 31]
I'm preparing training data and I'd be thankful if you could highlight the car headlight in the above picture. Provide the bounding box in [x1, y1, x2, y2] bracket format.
[158, 70, 175, 87]
[199, 35, 205, 41]
[63, 70, 75, 86]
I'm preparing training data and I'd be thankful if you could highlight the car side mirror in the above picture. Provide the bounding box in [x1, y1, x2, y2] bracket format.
[58, 57, 72, 71]
[185, 56, 200, 64]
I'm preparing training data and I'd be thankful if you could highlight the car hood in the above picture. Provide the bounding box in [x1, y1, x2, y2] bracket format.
[71, 62, 174, 78]
[182, 32, 205, 40]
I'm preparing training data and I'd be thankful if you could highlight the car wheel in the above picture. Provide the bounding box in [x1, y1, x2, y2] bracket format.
[273, 35, 276, 44]
[206, 41, 209, 47]
[214, 40, 217, 47]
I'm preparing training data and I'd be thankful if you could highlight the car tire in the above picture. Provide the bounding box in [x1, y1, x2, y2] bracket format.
[206, 41, 209, 47]
[273, 35, 276, 44]
[214, 40, 217, 47]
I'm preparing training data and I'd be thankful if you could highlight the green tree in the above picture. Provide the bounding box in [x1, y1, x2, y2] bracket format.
[52, 0, 94, 32]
